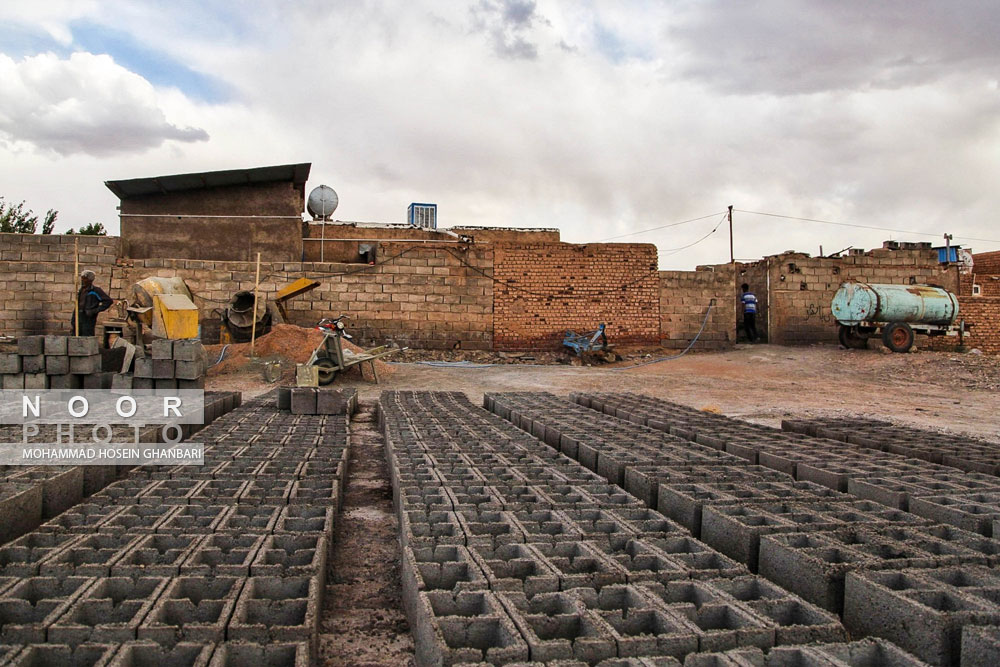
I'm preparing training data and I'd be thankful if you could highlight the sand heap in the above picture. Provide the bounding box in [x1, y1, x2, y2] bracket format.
[206, 323, 394, 381]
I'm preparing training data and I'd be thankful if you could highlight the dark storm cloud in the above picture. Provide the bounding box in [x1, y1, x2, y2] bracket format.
[671, 0, 1000, 95]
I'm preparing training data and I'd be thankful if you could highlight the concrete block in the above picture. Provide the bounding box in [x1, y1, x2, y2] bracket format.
[401, 545, 488, 598]
[0, 576, 94, 644]
[1, 374, 24, 389]
[962, 625, 1000, 667]
[157, 505, 232, 534]
[44, 335, 68, 355]
[250, 532, 329, 578]
[134, 357, 154, 379]
[0, 532, 79, 577]
[83, 372, 112, 389]
[468, 543, 561, 596]
[290, 388, 316, 415]
[67, 336, 99, 356]
[0, 354, 21, 374]
[24, 372, 49, 389]
[767, 638, 931, 666]
[47, 576, 170, 645]
[228, 576, 321, 654]
[152, 359, 175, 379]
[277, 387, 292, 410]
[106, 641, 216, 667]
[155, 379, 178, 391]
[138, 575, 245, 645]
[10, 466, 85, 519]
[8, 643, 119, 666]
[316, 388, 357, 415]
[172, 339, 204, 362]
[44, 355, 70, 375]
[39, 533, 143, 577]
[216, 505, 282, 533]
[181, 533, 267, 576]
[0, 479, 45, 539]
[178, 377, 205, 390]
[909, 495, 998, 537]
[175, 359, 204, 380]
[49, 373, 82, 389]
[69, 354, 100, 374]
[684, 648, 764, 666]
[206, 642, 311, 667]
[17, 335, 43, 356]
[151, 339, 174, 360]
[21, 355, 45, 374]
[112, 373, 133, 390]
[132, 377, 154, 390]
[110, 534, 205, 577]
[844, 568, 1000, 666]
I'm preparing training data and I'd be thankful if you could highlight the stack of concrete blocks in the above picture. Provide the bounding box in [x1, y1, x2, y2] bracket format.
[278, 387, 358, 416]
[0, 390, 335, 663]
[0, 335, 106, 390]
[124, 339, 206, 391]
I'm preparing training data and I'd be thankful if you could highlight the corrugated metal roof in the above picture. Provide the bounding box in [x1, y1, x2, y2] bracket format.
[105, 163, 311, 200]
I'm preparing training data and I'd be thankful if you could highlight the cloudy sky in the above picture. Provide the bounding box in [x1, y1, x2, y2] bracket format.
[1, 1, 999, 269]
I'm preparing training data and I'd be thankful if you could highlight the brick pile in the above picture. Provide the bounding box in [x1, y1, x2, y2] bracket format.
[1, 335, 106, 390]
[492, 242, 661, 350]
[127, 339, 206, 390]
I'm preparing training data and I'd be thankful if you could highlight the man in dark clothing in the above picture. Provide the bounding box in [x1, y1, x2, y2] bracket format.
[741, 283, 758, 343]
[72, 270, 113, 336]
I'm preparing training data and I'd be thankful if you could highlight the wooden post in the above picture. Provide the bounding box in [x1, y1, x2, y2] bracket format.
[250, 252, 261, 358]
[73, 238, 80, 336]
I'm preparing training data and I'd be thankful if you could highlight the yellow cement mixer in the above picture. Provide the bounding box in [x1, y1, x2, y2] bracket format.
[129, 277, 199, 340]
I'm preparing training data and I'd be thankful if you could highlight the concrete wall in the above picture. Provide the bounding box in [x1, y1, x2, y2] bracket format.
[492, 242, 660, 350]
[759, 249, 959, 345]
[120, 182, 305, 262]
[659, 266, 735, 350]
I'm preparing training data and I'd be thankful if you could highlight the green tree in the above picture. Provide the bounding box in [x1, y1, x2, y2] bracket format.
[0, 197, 58, 234]
[66, 222, 107, 236]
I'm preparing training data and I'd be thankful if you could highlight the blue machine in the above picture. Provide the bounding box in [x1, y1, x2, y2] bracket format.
[563, 324, 609, 358]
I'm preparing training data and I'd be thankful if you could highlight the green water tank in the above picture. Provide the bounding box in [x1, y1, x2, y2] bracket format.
[831, 282, 958, 326]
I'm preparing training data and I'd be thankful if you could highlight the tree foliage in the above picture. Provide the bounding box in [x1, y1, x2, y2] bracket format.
[66, 222, 107, 236]
[0, 197, 58, 234]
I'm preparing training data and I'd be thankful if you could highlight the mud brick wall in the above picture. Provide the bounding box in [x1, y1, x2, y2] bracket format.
[492, 243, 661, 350]
[659, 266, 735, 350]
[0, 234, 119, 335]
[763, 249, 958, 345]
[111, 243, 494, 350]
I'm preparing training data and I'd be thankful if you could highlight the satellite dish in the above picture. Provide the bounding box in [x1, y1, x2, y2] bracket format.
[307, 185, 339, 221]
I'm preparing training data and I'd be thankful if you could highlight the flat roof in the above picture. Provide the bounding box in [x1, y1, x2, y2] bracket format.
[105, 163, 311, 200]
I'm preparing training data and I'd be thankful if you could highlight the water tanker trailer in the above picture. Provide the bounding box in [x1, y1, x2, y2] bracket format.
[831, 281, 962, 353]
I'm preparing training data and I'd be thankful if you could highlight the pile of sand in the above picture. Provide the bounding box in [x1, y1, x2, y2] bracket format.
[206, 323, 395, 381]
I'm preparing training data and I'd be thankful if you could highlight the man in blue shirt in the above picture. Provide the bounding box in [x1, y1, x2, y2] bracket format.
[741, 283, 758, 343]
[72, 270, 114, 337]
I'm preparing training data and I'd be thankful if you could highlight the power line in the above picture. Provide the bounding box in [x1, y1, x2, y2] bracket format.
[735, 209, 1000, 245]
[659, 213, 728, 257]
[596, 211, 726, 242]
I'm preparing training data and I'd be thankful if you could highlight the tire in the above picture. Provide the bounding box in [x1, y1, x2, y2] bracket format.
[838, 325, 869, 349]
[314, 356, 339, 385]
[882, 322, 915, 353]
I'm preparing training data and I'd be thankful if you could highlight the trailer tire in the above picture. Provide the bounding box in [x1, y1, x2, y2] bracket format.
[838, 325, 869, 350]
[882, 322, 915, 353]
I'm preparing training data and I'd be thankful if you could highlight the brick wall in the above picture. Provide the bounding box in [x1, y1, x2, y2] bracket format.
[762, 249, 958, 345]
[973, 250, 1000, 274]
[110, 243, 494, 350]
[492, 243, 661, 350]
[659, 266, 735, 349]
[0, 234, 119, 335]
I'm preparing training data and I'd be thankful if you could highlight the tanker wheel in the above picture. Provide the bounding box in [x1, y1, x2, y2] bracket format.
[882, 322, 915, 353]
[838, 325, 869, 350]
[314, 357, 339, 385]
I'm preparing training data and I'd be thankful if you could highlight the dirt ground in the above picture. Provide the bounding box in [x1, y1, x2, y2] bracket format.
[210, 343, 1000, 441]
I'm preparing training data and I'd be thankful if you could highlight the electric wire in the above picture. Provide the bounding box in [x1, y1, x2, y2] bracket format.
[596, 211, 726, 242]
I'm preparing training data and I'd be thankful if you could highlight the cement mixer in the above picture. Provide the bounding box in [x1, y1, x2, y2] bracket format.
[220, 290, 274, 343]
[129, 277, 199, 340]
[831, 281, 962, 353]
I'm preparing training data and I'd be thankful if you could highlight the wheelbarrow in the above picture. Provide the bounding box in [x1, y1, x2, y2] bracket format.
[307, 316, 403, 385]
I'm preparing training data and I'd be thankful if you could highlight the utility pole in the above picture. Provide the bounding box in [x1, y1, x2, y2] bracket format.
[728, 205, 734, 264]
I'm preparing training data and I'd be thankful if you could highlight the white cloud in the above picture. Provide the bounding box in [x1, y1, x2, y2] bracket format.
[0, 52, 208, 156]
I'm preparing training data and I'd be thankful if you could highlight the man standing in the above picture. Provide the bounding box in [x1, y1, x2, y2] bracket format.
[741, 283, 758, 343]
[73, 270, 113, 336]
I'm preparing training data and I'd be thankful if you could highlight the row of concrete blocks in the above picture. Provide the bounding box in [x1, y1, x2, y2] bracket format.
[0, 640, 309, 667]
[558, 393, 1000, 540]
[276, 387, 358, 416]
[0, 527, 329, 580]
[0, 390, 344, 663]
[0, 574, 320, 657]
[0, 392, 242, 546]
[782, 417, 1000, 474]
[377, 392, 913, 666]
[551, 393, 1000, 666]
